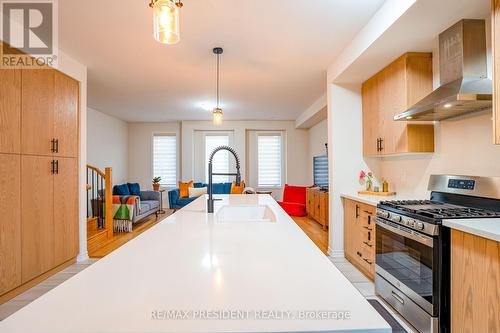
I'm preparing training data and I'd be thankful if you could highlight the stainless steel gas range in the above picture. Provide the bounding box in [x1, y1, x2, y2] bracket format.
[375, 175, 500, 333]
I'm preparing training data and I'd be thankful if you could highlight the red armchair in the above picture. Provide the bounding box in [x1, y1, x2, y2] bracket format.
[278, 184, 307, 216]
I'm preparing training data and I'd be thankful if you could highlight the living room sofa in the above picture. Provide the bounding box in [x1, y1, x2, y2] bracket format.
[168, 182, 232, 209]
[113, 183, 161, 223]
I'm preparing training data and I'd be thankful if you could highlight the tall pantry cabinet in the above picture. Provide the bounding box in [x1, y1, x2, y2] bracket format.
[0, 67, 79, 297]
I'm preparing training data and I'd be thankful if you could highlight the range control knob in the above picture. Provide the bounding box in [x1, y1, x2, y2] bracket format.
[409, 219, 416, 228]
[377, 211, 390, 219]
[391, 215, 402, 223]
[416, 222, 425, 230]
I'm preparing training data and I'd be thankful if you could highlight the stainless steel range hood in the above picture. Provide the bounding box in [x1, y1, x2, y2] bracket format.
[394, 19, 492, 121]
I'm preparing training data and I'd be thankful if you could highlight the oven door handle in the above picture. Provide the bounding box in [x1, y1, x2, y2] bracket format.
[376, 219, 434, 248]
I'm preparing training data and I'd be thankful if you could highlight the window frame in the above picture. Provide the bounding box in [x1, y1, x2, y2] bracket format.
[151, 132, 178, 188]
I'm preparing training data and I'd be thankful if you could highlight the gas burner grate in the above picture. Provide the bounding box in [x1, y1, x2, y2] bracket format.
[419, 207, 500, 219]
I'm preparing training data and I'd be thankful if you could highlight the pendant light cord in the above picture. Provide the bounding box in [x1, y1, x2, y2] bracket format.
[216, 53, 220, 108]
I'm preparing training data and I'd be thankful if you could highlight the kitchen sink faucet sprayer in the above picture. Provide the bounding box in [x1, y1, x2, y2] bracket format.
[207, 146, 241, 213]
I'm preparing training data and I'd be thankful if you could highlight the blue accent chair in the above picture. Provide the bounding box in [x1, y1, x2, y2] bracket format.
[168, 182, 232, 210]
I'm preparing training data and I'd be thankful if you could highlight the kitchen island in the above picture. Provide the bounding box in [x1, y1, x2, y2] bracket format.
[0, 195, 390, 333]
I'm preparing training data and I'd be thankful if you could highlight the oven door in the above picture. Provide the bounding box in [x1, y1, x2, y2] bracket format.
[376, 218, 436, 315]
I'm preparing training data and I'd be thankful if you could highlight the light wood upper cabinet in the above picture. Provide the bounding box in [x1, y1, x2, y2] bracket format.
[362, 53, 435, 156]
[0, 70, 21, 154]
[0, 154, 21, 295]
[53, 158, 79, 266]
[493, 0, 500, 145]
[54, 72, 79, 158]
[21, 155, 55, 283]
[22, 70, 55, 156]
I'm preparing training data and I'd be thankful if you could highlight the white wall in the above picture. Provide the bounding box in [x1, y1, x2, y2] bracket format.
[181, 120, 309, 201]
[87, 108, 129, 184]
[308, 119, 328, 183]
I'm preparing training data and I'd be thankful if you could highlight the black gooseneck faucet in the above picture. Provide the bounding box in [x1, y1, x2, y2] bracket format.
[207, 146, 241, 213]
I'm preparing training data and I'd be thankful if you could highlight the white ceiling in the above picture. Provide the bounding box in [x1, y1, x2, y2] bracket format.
[59, 0, 384, 122]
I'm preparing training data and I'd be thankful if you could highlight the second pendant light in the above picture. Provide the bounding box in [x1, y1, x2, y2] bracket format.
[213, 47, 224, 125]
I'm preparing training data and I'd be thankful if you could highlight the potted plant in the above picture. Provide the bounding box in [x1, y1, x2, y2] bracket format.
[152, 177, 162, 191]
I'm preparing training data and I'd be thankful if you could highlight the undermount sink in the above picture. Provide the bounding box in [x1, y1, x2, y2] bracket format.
[215, 205, 277, 223]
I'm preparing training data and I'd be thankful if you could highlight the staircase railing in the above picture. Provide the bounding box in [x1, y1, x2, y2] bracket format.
[86, 165, 113, 238]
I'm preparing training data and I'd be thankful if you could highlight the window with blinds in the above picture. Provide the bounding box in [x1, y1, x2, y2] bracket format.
[205, 135, 230, 183]
[258, 134, 282, 187]
[153, 134, 177, 187]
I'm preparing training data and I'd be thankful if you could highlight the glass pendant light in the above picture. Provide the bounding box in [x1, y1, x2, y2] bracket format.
[213, 47, 224, 125]
[150, 0, 182, 45]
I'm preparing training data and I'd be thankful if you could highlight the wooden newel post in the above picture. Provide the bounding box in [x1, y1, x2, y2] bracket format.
[105, 167, 113, 238]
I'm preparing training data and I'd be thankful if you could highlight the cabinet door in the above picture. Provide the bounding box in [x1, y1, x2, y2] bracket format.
[0, 154, 21, 295]
[0, 70, 21, 154]
[495, 0, 500, 145]
[21, 156, 54, 282]
[21, 70, 55, 156]
[306, 189, 313, 216]
[379, 58, 406, 155]
[319, 192, 327, 229]
[53, 158, 79, 265]
[313, 191, 320, 221]
[362, 76, 380, 156]
[54, 72, 79, 158]
[343, 199, 357, 259]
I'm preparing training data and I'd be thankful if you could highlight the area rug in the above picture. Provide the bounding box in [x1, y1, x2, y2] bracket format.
[367, 299, 408, 333]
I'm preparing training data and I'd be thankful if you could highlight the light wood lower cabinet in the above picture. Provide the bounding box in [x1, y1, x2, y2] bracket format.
[0, 154, 21, 295]
[451, 229, 499, 333]
[20, 156, 79, 283]
[343, 198, 376, 280]
[306, 188, 329, 230]
[21, 156, 55, 282]
[53, 158, 79, 265]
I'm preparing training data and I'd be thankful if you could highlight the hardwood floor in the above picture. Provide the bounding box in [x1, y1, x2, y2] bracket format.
[88, 210, 173, 258]
[292, 215, 329, 255]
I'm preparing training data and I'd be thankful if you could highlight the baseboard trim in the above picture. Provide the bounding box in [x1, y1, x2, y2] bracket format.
[329, 249, 345, 258]
[0, 258, 76, 305]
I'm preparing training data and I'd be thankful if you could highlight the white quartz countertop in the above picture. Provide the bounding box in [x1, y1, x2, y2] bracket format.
[0, 195, 390, 333]
[443, 218, 500, 242]
[340, 192, 427, 206]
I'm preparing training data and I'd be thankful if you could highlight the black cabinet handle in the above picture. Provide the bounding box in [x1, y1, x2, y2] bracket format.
[363, 258, 373, 265]
[355, 205, 360, 218]
[376, 138, 380, 152]
[379, 138, 384, 151]
[368, 231, 371, 241]
[51, 160, 55, 174]
[55, 160, 59, 174]
[55, 139, 59, 153]
[363, 226, 373, 231]
[363, 241, 372, 248]
[51, 139, 56, 153]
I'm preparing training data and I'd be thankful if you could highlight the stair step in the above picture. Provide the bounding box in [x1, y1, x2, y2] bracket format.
[87, 217, 99, 232]
[87, 229, 108, 253]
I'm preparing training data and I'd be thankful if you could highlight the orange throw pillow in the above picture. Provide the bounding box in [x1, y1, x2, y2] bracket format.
[179, 181, 193, 198]
[230, 181, 245, 194]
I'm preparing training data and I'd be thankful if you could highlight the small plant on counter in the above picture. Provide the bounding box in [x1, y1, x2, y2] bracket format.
[152, 176, 162, 191]
[359, 170, 374, 191]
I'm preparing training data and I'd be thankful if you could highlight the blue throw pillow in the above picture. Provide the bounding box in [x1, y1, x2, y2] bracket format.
[127, 183, 141, 197]
[194, 182, 205, 188]
[113, 184, 130, 196]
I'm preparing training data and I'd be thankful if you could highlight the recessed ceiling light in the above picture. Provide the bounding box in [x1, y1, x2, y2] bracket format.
[444, 103, 452, 108]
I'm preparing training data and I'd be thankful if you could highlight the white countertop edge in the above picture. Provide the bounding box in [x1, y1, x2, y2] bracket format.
[443, 219, 500, 242]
